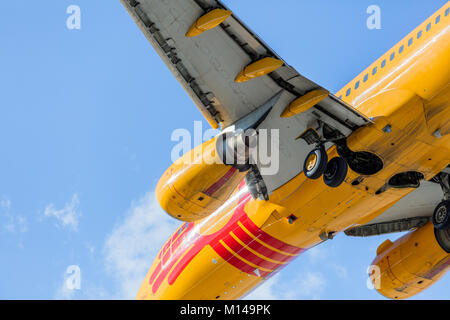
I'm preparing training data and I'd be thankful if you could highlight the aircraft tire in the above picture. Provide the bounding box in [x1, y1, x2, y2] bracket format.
[323, 157, 348, 188]
[303, 146, 328, 180]
[433, 201, 450, 230]
[435, 227, 450, 253]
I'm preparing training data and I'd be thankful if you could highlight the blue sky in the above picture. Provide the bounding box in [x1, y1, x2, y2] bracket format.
[0, 0, 448, 299]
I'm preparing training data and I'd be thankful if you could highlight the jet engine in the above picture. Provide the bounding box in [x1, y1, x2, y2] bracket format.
[156, 137, 246, 222]
[369, 222, 450, 299]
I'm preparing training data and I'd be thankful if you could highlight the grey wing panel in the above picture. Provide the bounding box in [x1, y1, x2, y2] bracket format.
[121, 0, 371, 130]
[370, 181, 441, 224]
[121, 0, 280, 127]
[345, 181, 441, 237]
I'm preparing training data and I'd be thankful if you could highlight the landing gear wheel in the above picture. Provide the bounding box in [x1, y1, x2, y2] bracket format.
[303, 146, 328, 180]
[435, 227, 450, 253]
[323, 157, 348, 188]
[433, 201, 450, 230]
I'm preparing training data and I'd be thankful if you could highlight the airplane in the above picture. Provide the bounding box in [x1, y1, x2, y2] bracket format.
[120, 0, 450, 300]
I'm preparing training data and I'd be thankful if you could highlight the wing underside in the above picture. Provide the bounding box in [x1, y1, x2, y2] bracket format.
[121, 0, 370, 131]
[345, 181, 442, 237]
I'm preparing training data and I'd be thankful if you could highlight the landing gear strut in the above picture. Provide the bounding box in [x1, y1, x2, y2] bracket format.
[299, 127, 349, 187]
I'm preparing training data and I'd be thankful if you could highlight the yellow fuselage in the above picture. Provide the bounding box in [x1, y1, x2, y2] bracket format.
[138, 3, 450, 300]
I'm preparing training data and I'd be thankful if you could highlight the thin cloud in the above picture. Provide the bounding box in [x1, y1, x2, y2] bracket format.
[1, 198, 11, 210]
[103, 191, 178, 299]
[54, 277, 76, 300]
[4, 215, 28, 234]
[245, 270, 327, 300]
[244, 274, 281, 300]
[332, 264, 348, 279]
[44, 194, 81, 231]
[54, 267, 79, 300]
[306, 246, 329, 263]
[296, 272, 327, 299]
[85, 242, 95, 255]
[0, 197, 28, 234]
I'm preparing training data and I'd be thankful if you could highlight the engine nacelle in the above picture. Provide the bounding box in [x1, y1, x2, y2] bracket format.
[369, 222, 450, 299]
[156, 137, 246, 222]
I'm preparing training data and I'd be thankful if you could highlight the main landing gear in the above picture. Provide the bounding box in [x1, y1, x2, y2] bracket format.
[432, 173, 450, 230]
[433, 201, 450, 230]
[432, 172, 450, 253]
[303, 145, 348, 188]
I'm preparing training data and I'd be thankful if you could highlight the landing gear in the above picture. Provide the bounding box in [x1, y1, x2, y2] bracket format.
[432, 173, 450, 230]
[323, 157, 348, 188]
[299, 127, 351, 187]
[433, 201, 450, 230]
[303, 145, 328, 180]
[432, 172, 450, 252]
[303, 146, 348, 187]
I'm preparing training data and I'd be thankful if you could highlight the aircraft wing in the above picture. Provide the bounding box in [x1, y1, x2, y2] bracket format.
[345, 181, 442, 237]
[121, 0, 370, 131]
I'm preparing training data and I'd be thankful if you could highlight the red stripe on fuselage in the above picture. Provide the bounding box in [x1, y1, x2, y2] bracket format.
[240, 214, 303, 255]
[232, 226, 295, 263]
[149, 261, 162, 285]
[159, 223, 187, 259]
[150, 222, 193, 287]
[149, 189, 304, 294]
[204, 167, 237, 196]
[167, 246, 202, 286]
[212, 241, 271, 278]
[164, 194, 255, 289]
[160, 223, 194, 266]
[222, 232, 284, 271]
